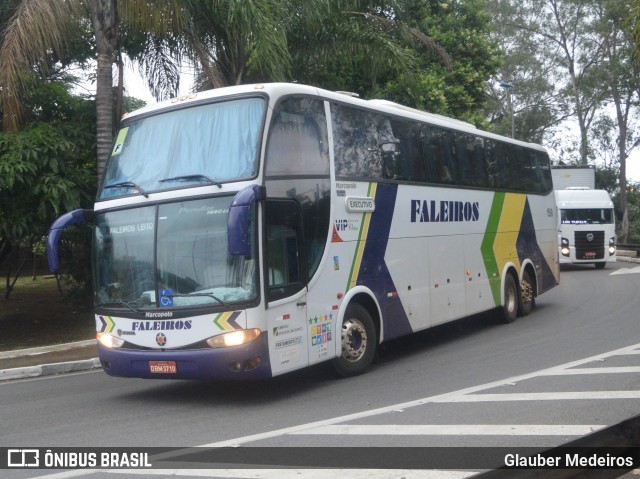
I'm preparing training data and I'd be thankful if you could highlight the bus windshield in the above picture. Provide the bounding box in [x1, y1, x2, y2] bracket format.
[93, 196, 257, 310]
[98, 97, 265, 199]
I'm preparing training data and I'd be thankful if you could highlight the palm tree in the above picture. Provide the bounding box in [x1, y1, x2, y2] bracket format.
[0, 0, 185, 181]
[2, 0, 452, 182]
[178, 0, 451, 93]
[91, 0, 118, 181]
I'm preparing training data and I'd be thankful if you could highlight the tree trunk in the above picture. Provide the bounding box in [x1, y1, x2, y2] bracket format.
[91, 0, 119, 184]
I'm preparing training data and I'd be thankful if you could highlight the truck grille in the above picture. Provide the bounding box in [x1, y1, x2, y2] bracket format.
[575, 231, 605, 260]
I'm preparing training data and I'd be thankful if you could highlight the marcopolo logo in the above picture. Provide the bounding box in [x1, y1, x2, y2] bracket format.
[411, 199, 480, 223]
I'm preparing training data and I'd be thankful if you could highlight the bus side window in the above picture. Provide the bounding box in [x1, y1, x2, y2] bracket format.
[486, 140, 510, 190]
[332, 104, 391, 179]
[266, 97, 329, 177]
[533, 151, 553, 194]
[385, 120, 424, 182]
[422, 125, 458, 185]
[456, 132, 489, 188]
[265, 199, 305, 301]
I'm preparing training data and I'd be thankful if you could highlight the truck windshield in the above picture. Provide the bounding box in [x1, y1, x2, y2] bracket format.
[560, 208, 614, 225]
[93, 196, 257, 310]
[98, 97, 265, 199]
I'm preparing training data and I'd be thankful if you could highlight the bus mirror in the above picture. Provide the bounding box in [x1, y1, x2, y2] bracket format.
[46, 209, 93, 273]
[227, 185, 264, 256]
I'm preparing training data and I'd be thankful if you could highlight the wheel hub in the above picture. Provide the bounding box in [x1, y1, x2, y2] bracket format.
[341, 318, 368, 362]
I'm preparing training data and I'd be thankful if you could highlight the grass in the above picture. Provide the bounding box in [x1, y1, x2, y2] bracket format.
[0, 275, 95, 352]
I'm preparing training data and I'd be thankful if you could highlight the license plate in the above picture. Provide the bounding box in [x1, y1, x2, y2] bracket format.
[584, 251, 596, 258]
[149, 361, 177, 374]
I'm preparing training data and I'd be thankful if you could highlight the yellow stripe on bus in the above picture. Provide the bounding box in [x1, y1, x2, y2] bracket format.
[492, 193, 526, 274]
[348, 183, 377, 290]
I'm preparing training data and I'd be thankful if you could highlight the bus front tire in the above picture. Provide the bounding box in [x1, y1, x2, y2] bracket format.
[332, 304, 377, 377]
[500, 274, 518, 323]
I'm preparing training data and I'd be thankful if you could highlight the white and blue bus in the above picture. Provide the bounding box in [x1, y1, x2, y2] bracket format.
[47, 83, 559, 380]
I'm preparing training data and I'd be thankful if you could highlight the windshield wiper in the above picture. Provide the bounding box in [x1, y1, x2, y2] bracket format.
[103, 181, 149, 198]
[159, 174, 222, 188]
[97, 301, 142, 314]
[170, 292, 231, 308]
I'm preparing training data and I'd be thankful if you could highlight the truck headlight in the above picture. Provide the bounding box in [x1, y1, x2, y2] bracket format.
[609, 237, 616, 255]
[560, 237, 570, 257]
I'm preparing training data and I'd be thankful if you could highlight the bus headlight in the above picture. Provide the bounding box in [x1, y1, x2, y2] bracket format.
[97, 332, 124, 349]
[609, 237, 616, 255]
[560, 237, 570, 257]
[206, 329, 261, 348]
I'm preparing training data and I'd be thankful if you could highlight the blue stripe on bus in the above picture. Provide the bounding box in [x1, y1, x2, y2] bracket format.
[356, 183, 413, 341]
[516, 198, 558, 293]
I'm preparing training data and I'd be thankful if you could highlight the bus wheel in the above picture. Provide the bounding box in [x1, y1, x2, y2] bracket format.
[333, 304, 376, 377]
[500, 274, 518, 323]
[519, 269, 535, 317]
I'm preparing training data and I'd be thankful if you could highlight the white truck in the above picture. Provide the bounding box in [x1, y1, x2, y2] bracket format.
[555, 187, 616, 269]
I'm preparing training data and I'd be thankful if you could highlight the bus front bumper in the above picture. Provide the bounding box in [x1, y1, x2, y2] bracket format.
[97, 333, 271, 380]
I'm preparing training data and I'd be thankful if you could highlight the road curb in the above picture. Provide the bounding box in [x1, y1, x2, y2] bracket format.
[0, 339, 96, 360]
[0, 357, 101, 381]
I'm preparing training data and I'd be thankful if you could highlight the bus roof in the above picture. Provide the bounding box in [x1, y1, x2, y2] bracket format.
[122, 82, 546, 152]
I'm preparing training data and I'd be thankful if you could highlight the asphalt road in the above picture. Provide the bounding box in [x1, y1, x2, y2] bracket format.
[2, 261, 640, 478]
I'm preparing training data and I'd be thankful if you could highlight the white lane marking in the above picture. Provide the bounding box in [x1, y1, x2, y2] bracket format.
[291, 424, 605, 436]
[104, 469, 476, 478]
[24, 471, 94, 479]
[26, 342, 640, 479]
[203, 342, 640, 447]
[542, 367, 640, 375]
[610, 266, 640, 275]
[437, 391, 640, 402]
[620, 349, 640, 355]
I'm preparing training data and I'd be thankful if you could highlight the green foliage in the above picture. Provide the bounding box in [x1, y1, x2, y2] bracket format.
[627, 182, 640, 242]
[369, 0, 501, 119]
[595, 166, 620, 195]
[0, 82, 96, 241]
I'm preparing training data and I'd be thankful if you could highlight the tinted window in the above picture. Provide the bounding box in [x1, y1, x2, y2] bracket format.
[332, 104, 398, 179]
[265, 200, 304, 301]
[384, 120, 425, 182]
[265, 97, 330, 285]
[266, 97, 330, 177]
[422, 125, 458, 185]
[534, 151, 553, 193]
[455, 133, 489, 188]
[486, 140, 510, 189]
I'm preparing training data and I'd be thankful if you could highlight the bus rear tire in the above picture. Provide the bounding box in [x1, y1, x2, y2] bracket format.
[518, 269, 535, 316]
[332, 304, 376, 377]
[500, 274, 518, 323]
